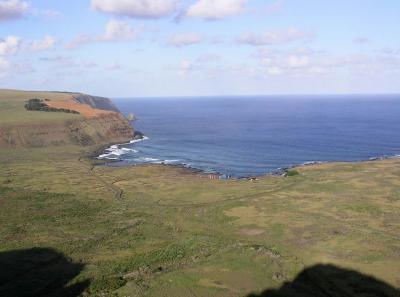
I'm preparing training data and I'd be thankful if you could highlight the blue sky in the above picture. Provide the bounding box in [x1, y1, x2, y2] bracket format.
[0, 0, 399, 97]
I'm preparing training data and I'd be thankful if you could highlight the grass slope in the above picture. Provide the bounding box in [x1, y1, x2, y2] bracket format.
[0, 89, 81, 125]
[0, 144, 399, 296]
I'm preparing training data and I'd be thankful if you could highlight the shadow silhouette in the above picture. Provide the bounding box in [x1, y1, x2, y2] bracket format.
[247, 264, 400, 297]
[0, 247, 89, 297]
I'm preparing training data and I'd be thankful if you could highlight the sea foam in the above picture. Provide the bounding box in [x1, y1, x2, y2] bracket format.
[97, 137, 148, 160]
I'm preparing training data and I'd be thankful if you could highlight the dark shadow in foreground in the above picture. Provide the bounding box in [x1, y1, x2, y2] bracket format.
[247, 264, 400, 297]
[0, 247, 89, 297]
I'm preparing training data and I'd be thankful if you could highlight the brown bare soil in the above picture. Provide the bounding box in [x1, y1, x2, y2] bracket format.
[46, 99, 115, 118]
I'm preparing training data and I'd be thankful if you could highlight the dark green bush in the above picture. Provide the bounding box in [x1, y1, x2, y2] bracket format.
[285, 170, 300, 177]
[89, 276, 127, 294]
[25, 98, 47, 111]
[25, 99, 80, 114]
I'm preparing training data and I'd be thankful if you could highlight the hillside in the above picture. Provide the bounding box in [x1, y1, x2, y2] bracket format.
[0, 145, 399, 296]
[0, 89, 134, 147]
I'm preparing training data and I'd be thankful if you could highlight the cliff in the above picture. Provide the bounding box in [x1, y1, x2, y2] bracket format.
[0, 89, 134, 148]
[73, 94, 120, 112]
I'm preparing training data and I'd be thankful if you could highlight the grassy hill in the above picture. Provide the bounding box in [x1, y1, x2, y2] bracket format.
[0, 90, 399, 296]
[0, 89, 81, 125]
[0, 89, 133, 148]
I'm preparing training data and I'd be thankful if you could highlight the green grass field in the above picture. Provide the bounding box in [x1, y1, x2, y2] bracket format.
[0, 89, 81, 125]
[0, 143, 399, 296]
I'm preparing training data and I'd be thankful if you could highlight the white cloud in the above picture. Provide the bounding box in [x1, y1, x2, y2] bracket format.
[39, 9, 62, 20]
[253, 47, 400, 78]
[266, 66, 283, 75]
[66, 34, 93, 50]
[186, 0, 248, 20]
[0, 56, 9, 69]
[30, 8, 62, 20]
[67, 20, 138, 49]
[1, 35, 57, 54]
[196, 53, 221, 63]
[99, 20, 137, 41]
[91, 0, 178, 19]
[377, 48, 400, 56]
[168, 33, 202, 47]
[308, 66, 326, 74]
[286, 55, 309, 68]
[0, 35, 20, 55]
[238, 28, 312, 46]
[0, 34, 59, 80]
[84, 61, 98, 68]
[179, 59, 193, 75]
[254, 48, 318, 76]
[106, 62, 122, 70]
[0, 35, 20, 77]
[30, 35, 56, 51]
[180, 60, 192, 70]
[0, 0, 28, 22]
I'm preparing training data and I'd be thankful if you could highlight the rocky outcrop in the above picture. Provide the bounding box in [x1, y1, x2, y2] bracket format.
[0, 113, 134, 148]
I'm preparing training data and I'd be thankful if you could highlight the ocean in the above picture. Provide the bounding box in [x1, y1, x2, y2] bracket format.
[98, 95, 400, 177]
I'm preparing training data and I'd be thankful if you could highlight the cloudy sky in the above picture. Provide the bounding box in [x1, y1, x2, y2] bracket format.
[0, 0, 399, 97]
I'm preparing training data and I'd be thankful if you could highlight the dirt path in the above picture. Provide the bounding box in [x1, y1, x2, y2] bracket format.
[78, 157, 123, 200]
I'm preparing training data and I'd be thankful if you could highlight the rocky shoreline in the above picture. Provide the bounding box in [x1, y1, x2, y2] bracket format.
[92, 138, 400, 181]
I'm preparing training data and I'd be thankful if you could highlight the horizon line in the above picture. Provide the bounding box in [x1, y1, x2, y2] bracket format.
[1, 88, 399, 99]
[113, 93, 400, 99]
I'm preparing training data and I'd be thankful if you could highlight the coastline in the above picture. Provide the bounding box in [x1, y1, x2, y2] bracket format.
[92, 142, 212, 178]
[92, 138, 400, 180]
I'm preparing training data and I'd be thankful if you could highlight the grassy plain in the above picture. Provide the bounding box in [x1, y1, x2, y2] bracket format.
[0, 143, 400, 296]
[0, 89, 82, 125]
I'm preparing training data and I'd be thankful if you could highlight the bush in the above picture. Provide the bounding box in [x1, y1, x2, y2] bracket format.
[285, 170, 300, 177]
[25, 98, 47, 111]
[25, 99, 80, 114]
[89, 276, 127, 294]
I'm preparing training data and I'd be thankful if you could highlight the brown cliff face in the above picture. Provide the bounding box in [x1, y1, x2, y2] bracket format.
[0, 112, 134, 148]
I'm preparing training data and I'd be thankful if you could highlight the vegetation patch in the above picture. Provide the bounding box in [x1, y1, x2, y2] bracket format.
[89, 276, 127, 295]
[285, 169, 300, 177]
[25, 98, 80, 114]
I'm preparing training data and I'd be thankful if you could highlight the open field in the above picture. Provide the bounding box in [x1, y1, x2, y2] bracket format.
[1, 144, 399, 296]
[0, 89, 117, 125]
[0, 89, 81, 125]
[0, 90, 133, 149]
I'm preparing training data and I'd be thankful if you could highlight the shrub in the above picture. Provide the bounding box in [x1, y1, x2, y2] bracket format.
[285, 170, 300, 177]
[25, 98, 47, 111]
[25, 99, 80, 114]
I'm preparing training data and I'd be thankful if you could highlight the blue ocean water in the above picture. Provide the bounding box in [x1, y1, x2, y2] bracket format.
[100, 95, 400, 177]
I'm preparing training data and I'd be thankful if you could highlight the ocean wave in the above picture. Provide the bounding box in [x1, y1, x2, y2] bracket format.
[98, 146, 138, 159]
[97, 136, 149, 160]
[163, 159, 180, 164]
[134, 157, 160, 162]
[132, 157, 181, 164]
[302, 161, 326, 166]
[369, 154, 400, 161]
[129, 136, 149, 144]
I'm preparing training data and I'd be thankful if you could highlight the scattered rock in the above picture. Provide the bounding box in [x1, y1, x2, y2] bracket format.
[272, 272, 286, 282]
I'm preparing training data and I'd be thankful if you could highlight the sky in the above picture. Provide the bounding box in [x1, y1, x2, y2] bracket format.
[0, 0, 399, 97]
